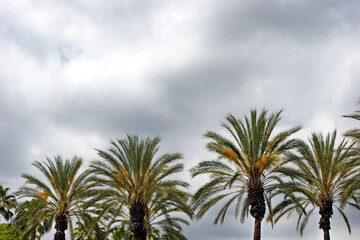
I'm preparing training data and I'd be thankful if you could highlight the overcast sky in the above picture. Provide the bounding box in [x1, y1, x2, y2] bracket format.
[1, 0, 360, 239]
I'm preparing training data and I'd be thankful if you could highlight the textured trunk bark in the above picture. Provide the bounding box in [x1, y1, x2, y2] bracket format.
[130, 203, 146, 240]
[54, 215, 68, 240]
[248, 184, 265, 240]
[133, 231, 147, 240]
[253, 218, 262, 240]
[248, 185, 265, 220]
[323, 229, 330, 240]
[319, 199, 332, 240]
[31, 228, 36, 240]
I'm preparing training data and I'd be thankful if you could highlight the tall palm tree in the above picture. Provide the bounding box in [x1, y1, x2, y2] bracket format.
[17, 156, 93, 240]
[270, 131, 358, 240]
[0, 185, 16, 221]
[190, 109, 300, 240]
[89, 135, 192, 240]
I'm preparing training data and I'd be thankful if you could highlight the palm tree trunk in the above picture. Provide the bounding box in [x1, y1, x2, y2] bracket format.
[54, 215, 68, 240]
[31, 228, 36, 240]
[254, 218, 262, 240]
[130, 203, 146, 240]
[248, 184, 265, 240]
[319, 199, 333, 240]
[133, 231, 146, 240]
[323, 229, 330, 240]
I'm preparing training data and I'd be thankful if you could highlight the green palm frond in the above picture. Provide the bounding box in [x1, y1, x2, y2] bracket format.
[89, 135, 192, 239]
[191, 109, 300, 225]
[270, 131, 359, 235]
[16, 156, 92, 239]
[344, 109, 360, 142]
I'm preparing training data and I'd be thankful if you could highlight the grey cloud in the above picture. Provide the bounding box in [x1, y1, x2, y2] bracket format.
[33, 55, 252, 140]
[184, 221, 251, 240]
[0, 87, 41, 178]
[208, 0, 360, 44]
[41, 86, 175, 139]
[158, 57, 253, 118]
[1, 0, 360, 239]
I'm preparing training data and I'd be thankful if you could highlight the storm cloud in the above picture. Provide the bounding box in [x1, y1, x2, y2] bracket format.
[1, 0, 359, 239]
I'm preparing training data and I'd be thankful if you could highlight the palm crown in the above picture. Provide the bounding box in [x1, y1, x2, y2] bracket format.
[17, 156, 92, 240]
[89, 135, 192, 240]
[271, 131, 358, 240]
[191, 109, 300, 240]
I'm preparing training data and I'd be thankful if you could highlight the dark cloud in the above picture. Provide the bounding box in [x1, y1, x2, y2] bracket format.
[208, 0, 360, 44]
[41, 88, 173, 138]
[158, 56, 252, 119]
[0, 0, 360, 239]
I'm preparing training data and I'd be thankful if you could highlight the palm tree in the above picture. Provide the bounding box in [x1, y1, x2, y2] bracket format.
[89, 135, 192, 240]
[190, 109, 300, 240]
[17, 156, 93, 240]
[0, 185, 16, 221]
[270, 131, 358, 240]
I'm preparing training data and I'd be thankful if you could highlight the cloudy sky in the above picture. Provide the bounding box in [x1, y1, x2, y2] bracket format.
[1, 0, 360, 239]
